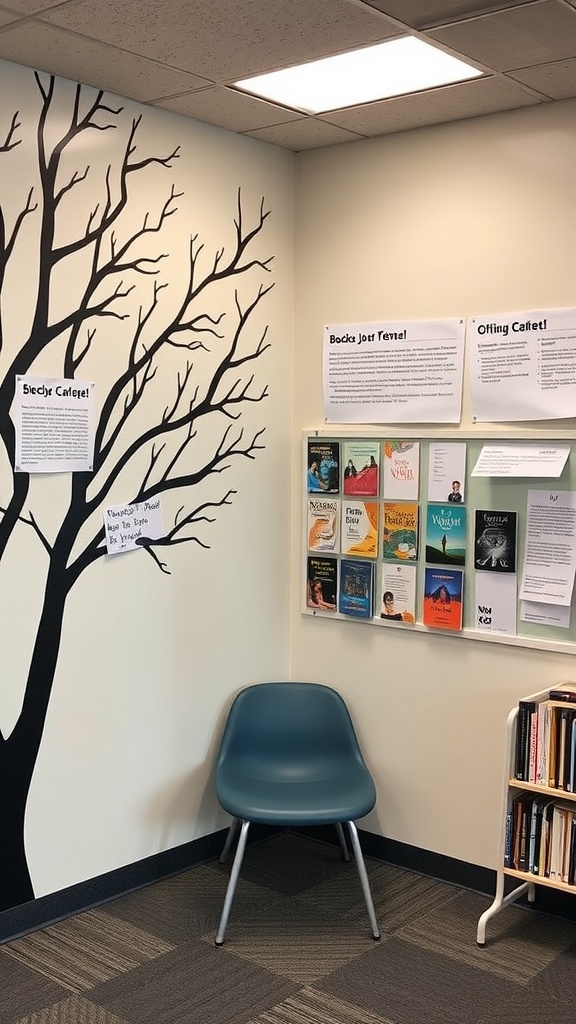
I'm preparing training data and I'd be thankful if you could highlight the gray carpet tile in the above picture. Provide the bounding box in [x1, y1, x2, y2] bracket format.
[12, 993, 130, 1024]
[2, 909, 173, 993]
[317, 935, 520, 1024]
[107, 864, 291, 945]
[477, 990, 576, 1024]
[201, 895, 382, 984]
[296, 861, 461, 932]
[4, 835, 576, 1024]
[0, 951, 68, 1024]
[216, 833, 351, 897]
[397, 889, 576, 984]
[247, 985, 397, 1024]
[89, 938, 299, 1024]
[522, 939, 576, 1000]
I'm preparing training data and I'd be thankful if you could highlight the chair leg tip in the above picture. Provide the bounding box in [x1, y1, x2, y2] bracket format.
[372, 933, 381, 941]
[214, 938, 224, 946]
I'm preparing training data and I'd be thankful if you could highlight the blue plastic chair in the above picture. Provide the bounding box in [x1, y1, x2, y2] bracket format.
[214, 682, 380, 944]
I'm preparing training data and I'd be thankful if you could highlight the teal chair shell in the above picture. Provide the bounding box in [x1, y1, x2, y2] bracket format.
[214, 682, 380, 944]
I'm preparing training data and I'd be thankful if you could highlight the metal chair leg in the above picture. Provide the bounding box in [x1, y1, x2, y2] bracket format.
[215, 818, 250, 945]
[346, 820, 380, 940]
[219, 817, 240, 864]
[335, 821, 350, 861]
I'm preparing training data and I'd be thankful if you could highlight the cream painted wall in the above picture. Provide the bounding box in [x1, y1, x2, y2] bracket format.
[0, 60, 294, 900]
[292, 99, 576, 870]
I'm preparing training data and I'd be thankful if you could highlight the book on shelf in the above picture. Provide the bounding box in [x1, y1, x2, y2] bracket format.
[504, 809, 513, 868]
[382, 502, 418, 561]
[342, 440, 380, 497]
[307, 498, 339, 552]
[338, 559, 374, 618]
[306, 555, 337, 612]
[528, 705, 539, 784]
[341, 501, 379, 558]
[565, 716, 573, 794]
[549, 682, 576, 703]
[514, 700, 536, 782]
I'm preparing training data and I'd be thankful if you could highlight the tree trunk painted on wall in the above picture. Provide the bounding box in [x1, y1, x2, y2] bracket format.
[0, 73, 274, 911]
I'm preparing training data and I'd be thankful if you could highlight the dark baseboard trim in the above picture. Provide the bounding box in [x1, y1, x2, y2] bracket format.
[290, 825, 496, 895]
[3, 824, 576, 943]
[0, 823, 277, 944]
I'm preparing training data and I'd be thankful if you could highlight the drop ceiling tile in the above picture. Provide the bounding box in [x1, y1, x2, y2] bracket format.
[244, 117, 366, 151]
[318, 75, 542, 136]
[0, 21, 210, 99]
[0, 5, 24, 24]
[153, 85, 304, 132]
[509, 57, 576, 99]
[0, 0, 74, 11]
[38, 0, 402, 81]
[359, 0, 541, 30]
[428, 1, 576, 72]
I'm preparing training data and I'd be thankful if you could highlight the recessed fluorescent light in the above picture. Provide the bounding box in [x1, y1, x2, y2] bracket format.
[234, 37, 482, 114]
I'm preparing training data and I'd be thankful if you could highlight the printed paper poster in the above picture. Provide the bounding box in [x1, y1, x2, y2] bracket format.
[423, 567, 463, 631]
[342, 440, 380, 496]
[307, 498, 339, 552]
[382, 502, 418, 561]
[475, 573, 517, 635]
[307, 439, 340, 493]
[383, 440, 420, 500]
[14, 375, 96, 473]
[306, 555, 337, 611]
[474, 510, 516, 572]
[381, 563, 416, 623]
[338, 559, 374, 618]
[427, 442, 466, 504]
[341, 501, 379, 558]
[425, 504, 467, 566]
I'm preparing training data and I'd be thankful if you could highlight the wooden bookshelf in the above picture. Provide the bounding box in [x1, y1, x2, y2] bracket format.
[477, 687, 576, 945]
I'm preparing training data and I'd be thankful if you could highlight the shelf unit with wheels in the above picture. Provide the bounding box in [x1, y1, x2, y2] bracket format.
[477, 685, 576, 945]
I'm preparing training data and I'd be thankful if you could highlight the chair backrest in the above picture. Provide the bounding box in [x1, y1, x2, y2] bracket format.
[216, 682, 368, 779]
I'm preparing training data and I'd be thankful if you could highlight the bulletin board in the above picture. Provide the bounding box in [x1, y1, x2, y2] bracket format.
[302, 428, 576, 653]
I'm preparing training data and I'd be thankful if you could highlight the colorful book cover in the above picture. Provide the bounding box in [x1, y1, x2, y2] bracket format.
[474, 509, 517, 572]
[307, 439, 340, 493]
[382, 440, 420, 500]
[342, 440, 380, 496]
[381, 563, 416, 623]
[341, 501, 379, 558]
[338, 559, 374, 618]
[307, 498, 339, 552]
[423, 567, 463, 631]
[425, 504, 467, 566]
[382, 502, 418, 561]
[306, 555, 337, 611]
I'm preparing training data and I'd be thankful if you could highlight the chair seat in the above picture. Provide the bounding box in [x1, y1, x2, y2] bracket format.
[217, 765, 376, 824]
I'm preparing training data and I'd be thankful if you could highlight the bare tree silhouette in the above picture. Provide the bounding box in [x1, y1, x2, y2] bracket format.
[0, 74, 273, 910]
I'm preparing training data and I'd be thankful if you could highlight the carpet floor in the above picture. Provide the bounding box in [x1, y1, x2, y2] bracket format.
[2, 832, 576, 1024]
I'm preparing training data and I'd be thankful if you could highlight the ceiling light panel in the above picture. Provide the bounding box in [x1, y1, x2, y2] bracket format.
[234, 36, 483, 113]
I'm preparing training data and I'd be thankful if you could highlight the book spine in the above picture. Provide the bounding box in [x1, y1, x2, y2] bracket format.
[515, 702, 531, 781]
[528, 708, 538, 783]
[504, 809, 513, 868]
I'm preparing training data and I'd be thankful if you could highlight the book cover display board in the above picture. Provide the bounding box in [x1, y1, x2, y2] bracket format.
[302, 430, 576, 653]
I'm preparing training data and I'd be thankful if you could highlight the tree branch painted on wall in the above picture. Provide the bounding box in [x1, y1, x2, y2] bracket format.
[0, 74, 274, 911]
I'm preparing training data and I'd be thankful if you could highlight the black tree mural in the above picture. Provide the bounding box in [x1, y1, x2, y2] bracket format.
[0, 74, 273, 910]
